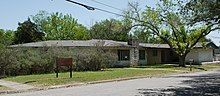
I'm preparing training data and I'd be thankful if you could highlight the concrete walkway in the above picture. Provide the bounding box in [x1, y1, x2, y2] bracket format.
[201, 61, 220, 64]
[0, 80, 35, 90]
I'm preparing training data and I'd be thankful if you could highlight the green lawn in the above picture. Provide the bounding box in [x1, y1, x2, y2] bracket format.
[196, 63, 220, 70]
[3, 63, 220, 87]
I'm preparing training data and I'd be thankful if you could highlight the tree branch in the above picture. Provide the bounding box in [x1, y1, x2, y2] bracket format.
[190, 24, 220, 49]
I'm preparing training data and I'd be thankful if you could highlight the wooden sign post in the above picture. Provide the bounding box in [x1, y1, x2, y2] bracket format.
[56, 58, 73, 78]
[189, 59, 194, 71]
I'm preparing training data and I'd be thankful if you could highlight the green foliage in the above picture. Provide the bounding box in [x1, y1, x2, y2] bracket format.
[14, 18, 45, 44]
[89, 19, 131, 41]
[31, 11, 89, 40]
[15, 49, 50, 75]
[0, 47, 72, 77]
[0, 29, 14, 46]
[125, 1, 218, 67]
[0, 46, 117, 77]
[74, 48, 117, 71]
[133, 29, 164, 43]
[0, 47, 18, 77]
[185, 0, 220, 25]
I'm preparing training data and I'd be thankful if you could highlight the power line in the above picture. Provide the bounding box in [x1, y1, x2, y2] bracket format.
[65, 0, 145, 23]
[65, 0, 95, 10]
[207, 35, 220, 39]
[90, 0, 124, 12]
[65, 0, 122, 16]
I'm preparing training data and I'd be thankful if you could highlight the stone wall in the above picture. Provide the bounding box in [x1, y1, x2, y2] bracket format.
[130, 47, 139, 66]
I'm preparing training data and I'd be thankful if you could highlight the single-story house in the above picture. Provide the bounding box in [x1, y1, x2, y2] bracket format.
[10, 39, 218, 66]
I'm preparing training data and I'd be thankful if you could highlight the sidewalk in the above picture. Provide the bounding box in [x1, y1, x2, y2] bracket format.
[201, 61, 220, 64]
[0, 80, 35, 91]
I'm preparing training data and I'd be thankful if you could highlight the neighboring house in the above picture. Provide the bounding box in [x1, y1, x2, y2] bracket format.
[185, 42, 218, 63]
[10, 39, 218, 66]
[214, 46, 220, 61]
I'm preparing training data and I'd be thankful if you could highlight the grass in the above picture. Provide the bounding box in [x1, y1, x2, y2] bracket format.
[3, 63, 220, 87]
[195, 63, 220, 70]
[3, 68, 176, 87]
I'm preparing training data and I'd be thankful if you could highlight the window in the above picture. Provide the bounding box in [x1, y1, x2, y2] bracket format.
[118, 50, 130, 61]
[152, 50, 158, 56]
[139, 50, 146, 60]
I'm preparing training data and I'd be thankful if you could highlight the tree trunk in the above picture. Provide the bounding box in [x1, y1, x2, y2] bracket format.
[179, 55, 186, 67]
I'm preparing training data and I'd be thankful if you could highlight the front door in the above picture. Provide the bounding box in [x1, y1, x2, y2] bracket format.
[161, 50, 165, 63]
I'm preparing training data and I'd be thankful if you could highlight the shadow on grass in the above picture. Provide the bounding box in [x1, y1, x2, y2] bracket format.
[24, 80, 36, 84]
[135, 64, 208, 72]
[137, 70, 220, 96]
[135, 64, 179, 69]
[192, 66, 207, 71]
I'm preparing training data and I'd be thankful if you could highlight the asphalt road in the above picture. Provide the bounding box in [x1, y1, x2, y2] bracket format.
[5, 70, 220, 96]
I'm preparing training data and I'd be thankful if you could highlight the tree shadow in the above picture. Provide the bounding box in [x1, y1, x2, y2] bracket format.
[137, 71, 220, 96]
[134, 64, 179, 69]
[24, 80, 37, 84]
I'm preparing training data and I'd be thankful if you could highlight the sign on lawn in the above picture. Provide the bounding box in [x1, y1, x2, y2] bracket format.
[56, 58, 73, 78]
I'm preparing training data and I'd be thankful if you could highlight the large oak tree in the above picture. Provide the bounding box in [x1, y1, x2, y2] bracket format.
[125, 0, 220, 67]
[184, 0, 220, 25]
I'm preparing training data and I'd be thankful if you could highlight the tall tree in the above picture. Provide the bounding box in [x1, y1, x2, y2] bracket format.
[184, 0, 220, 25]
[0, 29, 14, 46]
[89, 19, 132, 41]
[0, 29, 5, 47]
[14, 18, 45, 44]
[32, 11, 89, 40]
[125, 1, 220, 67]
[133, 28, 163, 43]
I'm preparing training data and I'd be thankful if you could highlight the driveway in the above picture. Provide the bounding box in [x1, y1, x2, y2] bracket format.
[5, 70, 220, 96]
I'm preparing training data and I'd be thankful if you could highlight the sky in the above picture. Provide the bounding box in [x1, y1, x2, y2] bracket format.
[0, 0, 219, 46]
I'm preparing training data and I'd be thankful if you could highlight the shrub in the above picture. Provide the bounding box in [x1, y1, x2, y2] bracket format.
[0, 47, 18, 77]
[0, 46, 74, 77]
[0, 46, 117, 77]
[44, 46, 73, 72]
[74, 48, 117, 71]
[14, 48, 53, 75]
